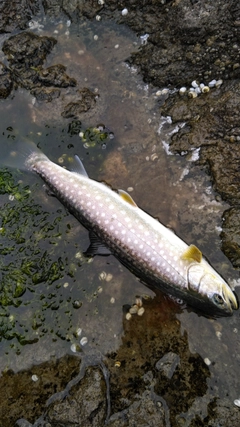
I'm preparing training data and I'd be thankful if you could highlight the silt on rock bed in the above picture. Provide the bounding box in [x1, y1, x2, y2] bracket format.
[3, 138, 238, 317]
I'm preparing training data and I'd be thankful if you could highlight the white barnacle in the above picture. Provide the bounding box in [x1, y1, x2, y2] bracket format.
[188, 90, 198, 98]
[179, 87, 187, 95]
[201, 86, 210, 93]
[99, 271, 107, 281]
[129, 305, 138, 314]
[191, 80, 198, 88]
[215, 79, 223, 88]
[208, 79, 217, 88]
[80, 336, 88, 346]
[234, 399, 240, 408]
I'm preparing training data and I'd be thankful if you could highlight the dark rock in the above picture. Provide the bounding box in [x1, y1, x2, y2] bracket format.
[0, 355, 80, 427]
[2, 33, 76, 95]
[0, 61, 13, 98]
[0, 0, 39, 33]
[61, 88, 97, 118]
[2, 32, 57, 69]
[45, 366, 107, 427]
[155, 352, 180, 380]
[108, 390, 166, 427]
[221, 208, 240, 269]
[38, 65, 77, 88]
[30, 87, 61, 102]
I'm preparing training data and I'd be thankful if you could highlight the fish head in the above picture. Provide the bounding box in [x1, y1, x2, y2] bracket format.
[188, 265, 238, 316]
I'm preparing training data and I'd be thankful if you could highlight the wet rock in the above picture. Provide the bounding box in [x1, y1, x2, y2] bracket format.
[42, 0, 104, 21]
[221, 208, 240, 269]
[155, 352, 180, 380]
[30, 87, 61, 102]
[43, 366, 107, 427]
[0, 61, 13, 98]
[0, 354, 80, 427]
[61, 88, 97, 118]
[108, 390, 166, 427]
[38, 65, 77, 88]
[0, 0, 39, 33]
[2, 32, 76, 97]
[2, 32, 57, 69]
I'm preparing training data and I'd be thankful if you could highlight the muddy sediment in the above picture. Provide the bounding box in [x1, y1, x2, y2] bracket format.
[1, 1, 240, 427]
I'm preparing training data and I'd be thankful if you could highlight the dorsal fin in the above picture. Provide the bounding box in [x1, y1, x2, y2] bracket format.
[118, 189, 137, 207]
[71, 155, 88, 177]
[181, 244, 202, 263]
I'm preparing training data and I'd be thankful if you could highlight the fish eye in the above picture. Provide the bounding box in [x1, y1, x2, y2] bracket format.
[213, 293, 224, 306]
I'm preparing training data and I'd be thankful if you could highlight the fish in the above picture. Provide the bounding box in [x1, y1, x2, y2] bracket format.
[3, 140, 238, 316]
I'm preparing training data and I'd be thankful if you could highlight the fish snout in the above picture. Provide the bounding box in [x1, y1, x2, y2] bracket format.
[222, 283, 238, 312]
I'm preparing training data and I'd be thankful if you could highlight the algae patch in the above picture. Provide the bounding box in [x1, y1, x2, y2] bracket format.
[0, 170, 80, 351]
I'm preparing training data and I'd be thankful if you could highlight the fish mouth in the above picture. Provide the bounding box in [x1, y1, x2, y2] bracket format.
[223, 284, 239, 312]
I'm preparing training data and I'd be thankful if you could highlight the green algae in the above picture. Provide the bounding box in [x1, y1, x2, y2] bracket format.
[0, 169, 79, 349]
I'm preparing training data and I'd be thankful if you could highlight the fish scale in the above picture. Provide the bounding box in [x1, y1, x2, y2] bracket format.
[3, 141, 238, 316]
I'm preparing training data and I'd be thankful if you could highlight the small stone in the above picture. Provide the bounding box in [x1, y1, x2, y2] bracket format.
[122, 8, 128, 16]
[32, 374, 38, 382]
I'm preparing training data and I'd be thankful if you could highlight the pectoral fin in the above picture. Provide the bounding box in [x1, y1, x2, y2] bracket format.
[118, 189, 137, 207]
[84, 231, 112, 257]
[181, 244, 202, 263]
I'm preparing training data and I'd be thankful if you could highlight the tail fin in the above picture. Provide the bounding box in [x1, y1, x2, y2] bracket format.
[1, 139, 48, 172]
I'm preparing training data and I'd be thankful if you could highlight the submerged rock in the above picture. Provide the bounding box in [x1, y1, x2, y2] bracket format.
[2, 32, 57, 69]
[61, 88, 97, 118]
[0, 0, 39, 33]
[0, 61, 13, 98]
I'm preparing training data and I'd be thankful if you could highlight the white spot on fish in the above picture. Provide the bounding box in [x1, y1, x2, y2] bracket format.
[101, 212, 105, 217]
[109, 204, 114, 209]
[121, 230, 126, 234]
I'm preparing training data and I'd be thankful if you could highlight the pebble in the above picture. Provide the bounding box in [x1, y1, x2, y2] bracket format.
[32, 374, 39, 382]
[122, 8, 128, 16]
[126, 312, 132, 320]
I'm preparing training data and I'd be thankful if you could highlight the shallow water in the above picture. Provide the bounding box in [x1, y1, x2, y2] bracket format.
[0, 13, 240, 425]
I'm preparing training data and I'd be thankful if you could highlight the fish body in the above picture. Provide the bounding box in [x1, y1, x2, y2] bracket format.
[5, 142, 238, 316]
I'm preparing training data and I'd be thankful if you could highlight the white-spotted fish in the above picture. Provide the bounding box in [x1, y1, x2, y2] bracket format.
[3, 140, 238, 316]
